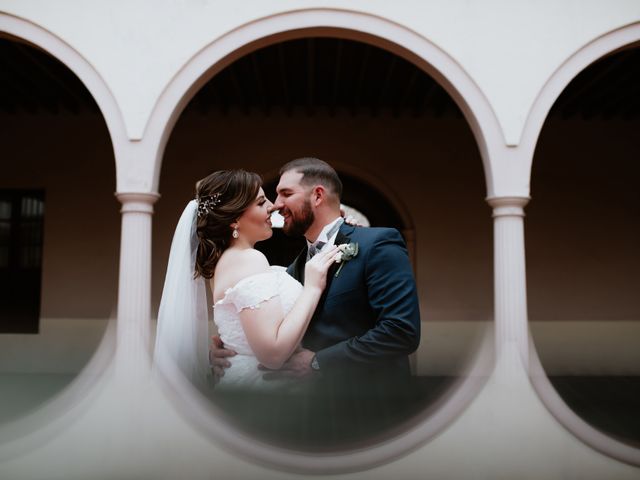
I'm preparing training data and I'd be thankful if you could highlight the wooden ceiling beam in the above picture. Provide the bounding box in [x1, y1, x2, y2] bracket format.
[306, 38, 315, 115]
[353, 44, 371, 115]
[582, 67, 634, 119]
[228, 63, 249, 114]
[601, 76, 640, 119]
[432, 88, 448, 118]
[329, 40, 342, 117]
[372, 53, 395, 116]
[558, 51, 632, 118]
[0, 74, 38, 113]
[396, 69, 418, 117]
[277, 43, 291, 115]
[12, 43, 85, 113]
[250, 52, 269, 115]
[412, 78, 433, 117]
[1, 57, 54, 113]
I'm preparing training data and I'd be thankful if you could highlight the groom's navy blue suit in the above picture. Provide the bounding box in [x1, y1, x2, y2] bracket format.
[287, 222, 421, 380]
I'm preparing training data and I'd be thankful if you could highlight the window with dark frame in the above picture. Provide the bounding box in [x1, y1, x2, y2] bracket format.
[0, 190, 45, 334]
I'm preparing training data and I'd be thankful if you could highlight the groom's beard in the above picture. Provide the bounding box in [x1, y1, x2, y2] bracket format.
[282, 199, 314, 238]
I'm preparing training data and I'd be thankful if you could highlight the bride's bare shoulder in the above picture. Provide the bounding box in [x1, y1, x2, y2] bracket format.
[213, 249, 270, 298]
[220, 248, 268, 269]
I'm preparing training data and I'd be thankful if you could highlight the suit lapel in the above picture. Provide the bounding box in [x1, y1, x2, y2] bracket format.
[334, 228, 350, 247]
[290, 246, 308, 284]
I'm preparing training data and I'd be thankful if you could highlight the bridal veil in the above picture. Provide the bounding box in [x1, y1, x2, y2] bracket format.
[154, 200, 210, 386]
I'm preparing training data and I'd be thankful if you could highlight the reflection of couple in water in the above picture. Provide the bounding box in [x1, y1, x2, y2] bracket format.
[155, 157, 420, 402]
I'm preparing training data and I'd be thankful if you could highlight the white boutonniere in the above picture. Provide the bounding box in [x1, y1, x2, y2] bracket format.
[334, 242, 359, 277]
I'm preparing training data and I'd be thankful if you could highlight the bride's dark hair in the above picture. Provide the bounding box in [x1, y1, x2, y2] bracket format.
[194, 169, 262, 279]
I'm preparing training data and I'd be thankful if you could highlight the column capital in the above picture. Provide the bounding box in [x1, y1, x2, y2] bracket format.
[486, 196, 530, 218]
[115, 192, 161, 214]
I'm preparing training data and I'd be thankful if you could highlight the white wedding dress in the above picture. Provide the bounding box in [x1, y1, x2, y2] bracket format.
[154, 201, 304, 390]
[213, 265, 303, 390]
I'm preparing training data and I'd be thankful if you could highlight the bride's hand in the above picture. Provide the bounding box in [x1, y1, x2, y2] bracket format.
[340, 207, 365, 227]
[304, 245, 340, 292]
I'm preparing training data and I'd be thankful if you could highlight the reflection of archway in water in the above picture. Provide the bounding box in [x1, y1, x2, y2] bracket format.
[528, 45, 640, 450]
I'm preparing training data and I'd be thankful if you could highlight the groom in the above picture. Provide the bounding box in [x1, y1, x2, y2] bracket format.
[212, 157, 420, 386]
[271, 157, 420, 382]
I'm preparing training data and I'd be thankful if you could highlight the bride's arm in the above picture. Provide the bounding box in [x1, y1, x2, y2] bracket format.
[237, 247, 339, 370]
[239, 284, 320, 369]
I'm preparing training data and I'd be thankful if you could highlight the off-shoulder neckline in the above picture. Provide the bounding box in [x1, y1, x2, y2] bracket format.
[213, 265, 285, 306]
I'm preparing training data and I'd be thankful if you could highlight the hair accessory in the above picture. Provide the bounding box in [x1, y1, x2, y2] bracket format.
[196, 192, 222, 218]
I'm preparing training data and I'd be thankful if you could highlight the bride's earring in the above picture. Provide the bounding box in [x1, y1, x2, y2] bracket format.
[232, 226, 239, 239]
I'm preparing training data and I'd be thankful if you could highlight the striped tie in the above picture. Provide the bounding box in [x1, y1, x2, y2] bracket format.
[307, 241, 325, 260]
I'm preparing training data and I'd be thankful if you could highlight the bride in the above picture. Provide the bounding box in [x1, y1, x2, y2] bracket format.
[153, 169, 339, 389]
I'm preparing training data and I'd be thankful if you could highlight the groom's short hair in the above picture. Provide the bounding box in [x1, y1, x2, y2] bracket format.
[280, 157, 343, 200]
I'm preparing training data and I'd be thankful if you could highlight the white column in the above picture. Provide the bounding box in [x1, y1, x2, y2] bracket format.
[487, 196, 530, 377]
[115, 192, 160, 379]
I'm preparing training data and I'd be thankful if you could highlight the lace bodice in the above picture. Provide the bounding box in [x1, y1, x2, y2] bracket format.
[213, 266, 303, 388]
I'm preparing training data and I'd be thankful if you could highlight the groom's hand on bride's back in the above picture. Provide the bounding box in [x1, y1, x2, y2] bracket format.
[209, 335, 236, 383]
[260, 348, 315, 380]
